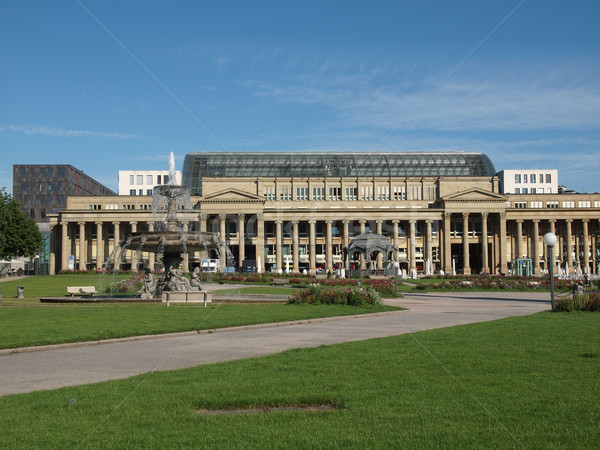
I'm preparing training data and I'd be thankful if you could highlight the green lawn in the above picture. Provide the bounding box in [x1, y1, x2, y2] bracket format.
[0, 312, 598, 448]
[0, 274, 132, 302]
[0, 303, 394, 350]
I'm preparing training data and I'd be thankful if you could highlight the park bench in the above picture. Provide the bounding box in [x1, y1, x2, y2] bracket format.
[271, 278, 290, 286]
[67, 286, 97, 296]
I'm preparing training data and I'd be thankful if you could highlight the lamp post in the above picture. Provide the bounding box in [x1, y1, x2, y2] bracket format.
[393, 261, 400, 297]
[544, 232, 557, 311]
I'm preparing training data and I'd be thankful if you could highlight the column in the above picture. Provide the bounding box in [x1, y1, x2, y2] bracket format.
[130, 222, 138, 273]
[409, 219, 417, 273]
[326, 220, 333, 272]
[425, 220, 433, 273]
[292, 221, 299, 274]
[276, 220, 283, 273]
[96, 221, 104, 271]
[219, 214, 227, 271]
[78, 222, 86, 271]
[49, 225, 56, 275]
[147, 222, 155, 271]
[182, 221, 190, 272]
[443, 213, 452, 274]
[481, 213, 489, 274]
[566, 219, 573, 273]
[532, 220, 540, 275]
[198, 214, 208, 262]
[309, 220, 316, 275]
[582, 219, 589, 274]
[342, 220, 350, 271]
[499, 213, 507, 274]
[376, 220, 383, 269]
[462, 213, 470, 275]
[61, 222, 69, 272]
[238, 214, 245, 269]
[359, 220, 366, 269]
[112, 221, 121, 271]
[255, 214, 265, 273]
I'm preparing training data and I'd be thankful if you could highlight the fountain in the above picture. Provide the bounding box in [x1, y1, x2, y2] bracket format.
[120, 153, 226, 300]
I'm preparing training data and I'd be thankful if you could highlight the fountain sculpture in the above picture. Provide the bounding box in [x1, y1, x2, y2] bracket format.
[120, 153, 225, 300]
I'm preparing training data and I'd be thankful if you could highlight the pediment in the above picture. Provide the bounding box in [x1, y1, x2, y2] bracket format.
[442, 188, 507, 202]
[201, 188, 264, 202]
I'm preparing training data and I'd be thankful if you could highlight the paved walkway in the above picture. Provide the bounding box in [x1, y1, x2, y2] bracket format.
[0, 291, 550, 397]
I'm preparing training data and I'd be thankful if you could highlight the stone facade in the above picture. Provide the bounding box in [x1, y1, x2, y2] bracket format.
[47, 170, 600, 276]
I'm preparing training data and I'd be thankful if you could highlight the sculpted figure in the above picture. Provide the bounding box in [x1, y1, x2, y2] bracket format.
[140, 268, 157, 299]
[190, 267, 202, 291]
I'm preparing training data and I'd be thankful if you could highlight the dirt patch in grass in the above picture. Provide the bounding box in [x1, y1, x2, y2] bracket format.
[195, 403, 341, 416]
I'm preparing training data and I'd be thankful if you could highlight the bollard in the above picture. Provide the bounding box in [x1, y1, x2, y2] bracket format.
[17, 286, 24, 299]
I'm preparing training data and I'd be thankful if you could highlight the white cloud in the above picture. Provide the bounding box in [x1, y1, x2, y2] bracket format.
[0, 124, 143, 139]
[249, 60, 600, 133]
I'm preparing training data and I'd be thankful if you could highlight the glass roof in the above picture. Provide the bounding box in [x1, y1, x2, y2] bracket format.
[183, 152, 496, 195]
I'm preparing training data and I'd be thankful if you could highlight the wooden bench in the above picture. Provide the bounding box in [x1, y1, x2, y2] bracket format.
[67, 286, 97, 296]
[271, 278, 290, 286]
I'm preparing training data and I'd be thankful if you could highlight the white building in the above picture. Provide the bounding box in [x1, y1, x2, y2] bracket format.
[497, 169, 558, 194]
[118, 170, 182, 196]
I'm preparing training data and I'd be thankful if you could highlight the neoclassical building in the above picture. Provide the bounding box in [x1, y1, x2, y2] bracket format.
[47, 152, 600, 276]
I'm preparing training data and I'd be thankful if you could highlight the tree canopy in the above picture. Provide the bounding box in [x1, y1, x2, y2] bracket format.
[0, 188, 42, 260]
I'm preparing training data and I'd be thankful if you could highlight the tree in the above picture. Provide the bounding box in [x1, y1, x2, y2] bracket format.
[0, 188, 42, 260]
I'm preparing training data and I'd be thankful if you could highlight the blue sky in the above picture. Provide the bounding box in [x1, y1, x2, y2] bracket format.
[1, 0, 599, 194]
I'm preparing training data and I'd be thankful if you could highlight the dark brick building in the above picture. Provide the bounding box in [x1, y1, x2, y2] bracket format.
[13, 164, 115, 222]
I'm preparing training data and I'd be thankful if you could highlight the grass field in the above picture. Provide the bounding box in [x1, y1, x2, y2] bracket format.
[0, 312, 598, 448]
[0, 303, 394, 350]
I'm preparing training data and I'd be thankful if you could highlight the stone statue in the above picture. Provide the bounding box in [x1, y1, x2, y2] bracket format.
[140, 269, 157, 299]
[190, 267, 202, 291]
[166, 268, 193, 291]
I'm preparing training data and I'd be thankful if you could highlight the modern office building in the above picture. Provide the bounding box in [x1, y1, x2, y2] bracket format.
[497, 169, 558, 194]
[47, 151, 600, 276]
[13, 164, 115, 274]
[118, 170, 182, 196]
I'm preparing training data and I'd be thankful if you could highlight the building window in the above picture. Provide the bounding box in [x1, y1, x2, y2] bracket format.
[130, 189, 136, 196]
[546, 174, 552, 183]
[523, 188, 528, 194]
[411, 186, 422, 200]
[515, 188, 520, 193]
[137, 175, 143, 185]
[361, 186, 373, 201]
[130, 175, 134, 184]
[328, 187, 341, 201]
[345, 186, 357, 201]
[531, 188, 536, 194]
[164, 175, 170, 184]
[515, 174, 521, 183]
[280, 186, 291, 201]
[393, 186, 406, 200]
[296, 187, 308, 201]
[147, 175, 153, 185]
[19, 167, 27, 178]
[157, 175, 162, 185]
[264, 186, 275, 201]
[523, 174, 528, 183]
[312, 187, 324, 201]
[58, 167, 65, 177]
[146, 189, 153, 195]
[530, 174, 536, 183]
[138, 189, 143, 195]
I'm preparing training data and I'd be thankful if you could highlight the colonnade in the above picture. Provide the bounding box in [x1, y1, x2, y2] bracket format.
[50, 214, 600, 276]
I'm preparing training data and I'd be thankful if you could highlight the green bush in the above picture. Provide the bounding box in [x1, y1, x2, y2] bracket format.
[554, 291, 600, 312]
[288, 284, 382, 306]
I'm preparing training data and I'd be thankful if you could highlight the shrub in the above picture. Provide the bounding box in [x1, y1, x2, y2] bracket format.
[555, 291, 600, 312]
[288, 284, 381, 306]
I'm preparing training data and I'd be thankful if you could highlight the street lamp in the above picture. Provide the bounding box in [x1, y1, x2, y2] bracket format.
[543, 232, 557, 311]
[393, 261, 400, 297]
